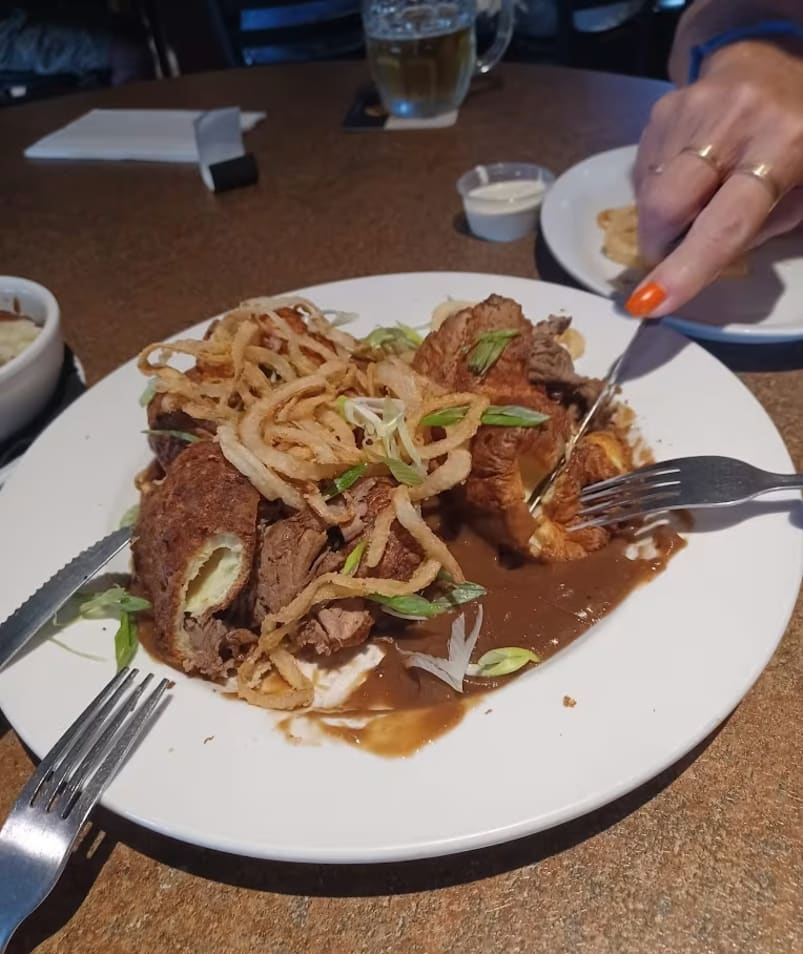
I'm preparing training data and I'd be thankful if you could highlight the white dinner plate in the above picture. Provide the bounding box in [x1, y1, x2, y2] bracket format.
[0, 273, 800, 863]
[540, 145, 803, 343]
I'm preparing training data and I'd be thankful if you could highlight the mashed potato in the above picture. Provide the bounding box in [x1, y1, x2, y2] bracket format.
[0, 315, 40, 367]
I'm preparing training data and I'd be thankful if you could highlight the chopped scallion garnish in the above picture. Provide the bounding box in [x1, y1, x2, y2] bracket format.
[382, 456, 424, 487]
[343, 541, 367, 576]
[79, 586, 151, 619]
[368, 593, 445, 620]
[118, 504, 140, 529]
[420, 406, 469, 428]
[470, 647, 540, 677]
[480, 405, 550, 428]
[323, 462, 368, 499]
[439, 581, 487, 607]
[363, 324, 421, 353]
[142, 429, 201, 443]
[114, 611, 139, 669]
[421, 404, 550, 429]
[139, 378, 158, 407]
[467, 329, 520, 376]
[369, 579, 485, 620]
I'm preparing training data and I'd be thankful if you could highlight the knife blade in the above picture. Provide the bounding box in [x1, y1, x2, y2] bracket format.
[0, 526, 132, 672]
[527, 319, 651, 514]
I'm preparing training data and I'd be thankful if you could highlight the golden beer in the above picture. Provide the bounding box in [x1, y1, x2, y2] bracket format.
[365, 4, 476, 118]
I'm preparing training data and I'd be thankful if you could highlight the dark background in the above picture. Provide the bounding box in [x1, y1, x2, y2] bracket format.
[0, 0, 690, 106]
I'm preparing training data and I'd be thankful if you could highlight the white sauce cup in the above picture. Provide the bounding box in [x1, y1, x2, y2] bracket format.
[457, 162, 555, 242]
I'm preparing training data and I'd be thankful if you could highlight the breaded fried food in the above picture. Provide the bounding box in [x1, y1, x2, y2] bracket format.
[414, 295, 533, 398]
[597, 205, 641, 267]
[462, 389, 573, 555]
[132, 441, 259, 674]
[464, 423, 631, 562]
[531, 431, 632, 561]
[597, 204, 748, 276]
[417, 295, 617, 561]
[414, 295, 601, 412]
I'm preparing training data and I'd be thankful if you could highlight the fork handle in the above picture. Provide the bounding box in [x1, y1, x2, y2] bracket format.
[0, 873, 31, 953]
[765, 472, 803, 492]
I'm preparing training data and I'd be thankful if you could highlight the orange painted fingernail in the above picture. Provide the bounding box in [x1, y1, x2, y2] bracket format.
[625, 281, 667, 317]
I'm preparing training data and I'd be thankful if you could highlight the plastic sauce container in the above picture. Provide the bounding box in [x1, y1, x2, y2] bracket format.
[457, 163, 555, 242]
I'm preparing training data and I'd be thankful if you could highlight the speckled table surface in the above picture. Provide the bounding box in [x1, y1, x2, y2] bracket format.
[0, 62, 801, 954]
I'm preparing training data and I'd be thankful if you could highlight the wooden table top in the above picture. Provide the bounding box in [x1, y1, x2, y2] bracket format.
[0, 62, 801, 954]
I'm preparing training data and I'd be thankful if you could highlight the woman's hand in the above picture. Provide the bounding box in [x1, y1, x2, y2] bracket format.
[627, 40, 803, 317]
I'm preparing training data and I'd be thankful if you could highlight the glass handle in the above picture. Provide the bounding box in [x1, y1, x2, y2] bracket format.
[475, 0, 515, 75]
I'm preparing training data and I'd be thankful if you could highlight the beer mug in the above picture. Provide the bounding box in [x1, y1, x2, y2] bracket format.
[363, 0, 515, 118]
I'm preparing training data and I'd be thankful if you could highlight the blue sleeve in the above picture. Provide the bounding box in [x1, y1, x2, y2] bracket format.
[689, 19, 803, 83]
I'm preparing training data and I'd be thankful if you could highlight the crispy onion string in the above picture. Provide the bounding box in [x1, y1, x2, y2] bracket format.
[137, 296, 498, 709]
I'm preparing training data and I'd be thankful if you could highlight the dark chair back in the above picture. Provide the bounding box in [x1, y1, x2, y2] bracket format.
[149, 0, 686, 78]
[511, 0, 673, 78]
[218, 0, 363, 65]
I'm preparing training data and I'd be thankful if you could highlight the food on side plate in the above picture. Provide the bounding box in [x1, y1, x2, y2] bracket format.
[129, 293, 681, 740]
[0, 311, 40, 367]
[597, 204, 748, 277]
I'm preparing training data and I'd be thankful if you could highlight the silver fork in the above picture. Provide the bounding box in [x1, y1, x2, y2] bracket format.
[0, 668, 170, 952]
[572, 455, 803, 531]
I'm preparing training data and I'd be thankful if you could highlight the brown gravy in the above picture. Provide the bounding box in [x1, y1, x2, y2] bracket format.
[136, 517, 684, 759]
[279, 521, 683, 757]
[289, 701, 471, 758]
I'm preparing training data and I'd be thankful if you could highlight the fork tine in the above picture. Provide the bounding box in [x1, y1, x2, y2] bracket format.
[62, 677, 170, 825]
[575, 487, 681, 520]
[579, 476, 681, 506]
[570, 502, 671, 532]
[54, 674, 155, 814]
[578, 464, 681, 499]
[20, 668, 137, 808]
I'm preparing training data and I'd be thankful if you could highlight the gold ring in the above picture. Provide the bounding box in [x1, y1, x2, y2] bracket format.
[731, 162, 783, 207]
[679, 144, 724, 176]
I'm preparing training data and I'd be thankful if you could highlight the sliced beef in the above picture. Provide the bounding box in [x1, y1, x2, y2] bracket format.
[254, 477, 422, 620]
[412, 294, 533, 398]
[255, 509, 346, 619]
[146, 392, 215, 469]
[250, 478, 424, 655]
[350, 478, 423, 582]
[412, 295, 601, 412]
[295, 600, 375, 655]
[528, 316, 602, 410]
[183, 617, 231, 678]
[180, 617, 257, 680]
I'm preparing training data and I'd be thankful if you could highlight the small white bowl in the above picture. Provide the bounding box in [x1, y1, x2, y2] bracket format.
[457, 162, 555, 242]
[0, 277, 63, 443]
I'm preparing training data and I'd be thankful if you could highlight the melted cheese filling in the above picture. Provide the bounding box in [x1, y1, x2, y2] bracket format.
[184, 534, 244, 616]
